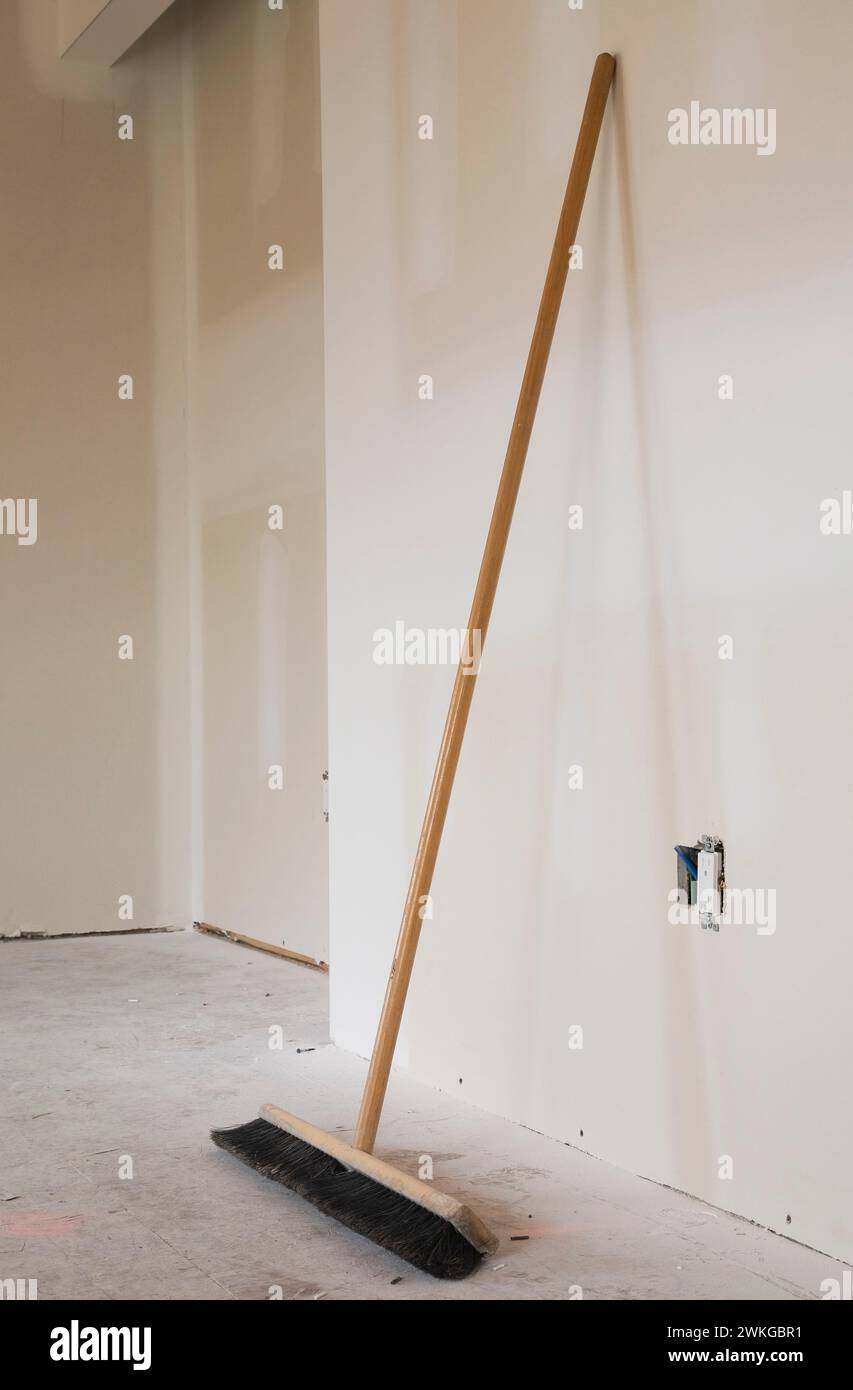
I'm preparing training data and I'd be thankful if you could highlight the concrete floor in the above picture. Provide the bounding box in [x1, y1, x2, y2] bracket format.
[0, 930, 844, 1301]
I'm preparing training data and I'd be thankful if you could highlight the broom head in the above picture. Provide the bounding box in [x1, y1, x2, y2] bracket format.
[212, 1102, 498, 1280]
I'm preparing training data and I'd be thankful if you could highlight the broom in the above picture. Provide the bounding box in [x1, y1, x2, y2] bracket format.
[213, 52, 616, 1280]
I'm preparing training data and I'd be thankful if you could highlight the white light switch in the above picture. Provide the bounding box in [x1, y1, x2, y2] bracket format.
[697, 849, 722, 927]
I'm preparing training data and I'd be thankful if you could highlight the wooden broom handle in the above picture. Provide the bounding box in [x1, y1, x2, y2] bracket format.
[354, 53, 616, 1154]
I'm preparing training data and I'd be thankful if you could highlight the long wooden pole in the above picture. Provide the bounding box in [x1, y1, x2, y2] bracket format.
[354, 53, 616, 1154]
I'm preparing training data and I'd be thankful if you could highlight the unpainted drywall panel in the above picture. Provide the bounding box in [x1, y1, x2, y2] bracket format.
[320, 0, 853, 1266]
[185, 0, 329, 960]
[60, 0, 177, 65]
[0, 0, 191, 935]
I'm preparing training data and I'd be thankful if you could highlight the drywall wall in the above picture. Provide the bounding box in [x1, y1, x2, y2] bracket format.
[1, 0, 328, 954]
[0, 0, 191, 937]
[59, 0, 111, 50]
[59, 0, 178, 64]
[320, 0, 853, 1263]
[182, 0, 329, 959]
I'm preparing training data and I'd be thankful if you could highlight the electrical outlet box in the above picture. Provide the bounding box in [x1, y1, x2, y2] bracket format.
[675, 835, 725, 931]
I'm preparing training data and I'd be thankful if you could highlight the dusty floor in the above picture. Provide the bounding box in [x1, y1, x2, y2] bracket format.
[0, 930, 844, 1301]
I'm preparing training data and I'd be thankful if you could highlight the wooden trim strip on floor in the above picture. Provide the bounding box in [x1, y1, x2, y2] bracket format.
[193, 921, 329, 973]
[0, 926, 183, 943]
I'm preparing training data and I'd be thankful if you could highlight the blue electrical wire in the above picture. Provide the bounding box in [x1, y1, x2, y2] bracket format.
[674, 846, 698, 880]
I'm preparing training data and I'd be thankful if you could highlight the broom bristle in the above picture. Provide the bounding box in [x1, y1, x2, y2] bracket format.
[211, 1117, 482, 1280]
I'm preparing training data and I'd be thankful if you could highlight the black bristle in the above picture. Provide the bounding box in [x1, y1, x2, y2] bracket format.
[211, 1118, 482, 1280]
